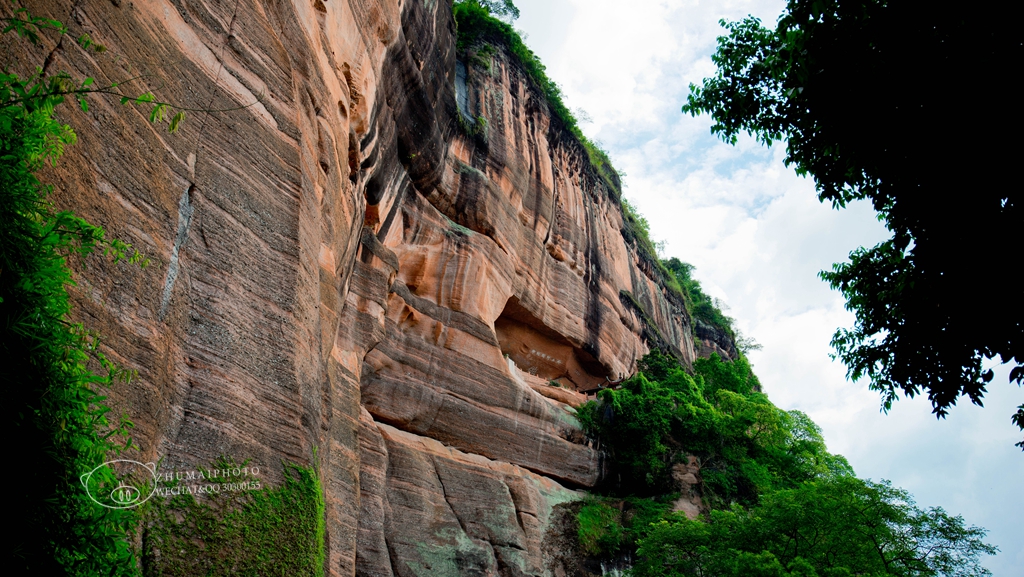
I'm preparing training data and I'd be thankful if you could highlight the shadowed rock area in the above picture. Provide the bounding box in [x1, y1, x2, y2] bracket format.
[13, 0, 706, 574]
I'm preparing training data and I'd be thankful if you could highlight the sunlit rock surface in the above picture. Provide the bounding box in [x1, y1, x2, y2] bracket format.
[19, 0, 703, 574]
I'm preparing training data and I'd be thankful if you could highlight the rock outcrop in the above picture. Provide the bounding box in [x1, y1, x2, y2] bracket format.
[694, 320, 740, 361]
[15, 0, 707, 574]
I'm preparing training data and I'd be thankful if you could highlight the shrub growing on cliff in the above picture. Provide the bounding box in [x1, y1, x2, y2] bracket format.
[662, 257, 737, 339]
[453, 0, 628, 203]
[574, 496, 675, 560]
[576, 500, 624, 556]
[453, 0, 580, 153]
[454, 1, 686, 308]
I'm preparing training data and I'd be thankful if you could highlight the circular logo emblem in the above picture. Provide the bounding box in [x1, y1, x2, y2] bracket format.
[81, 460, 157, 509]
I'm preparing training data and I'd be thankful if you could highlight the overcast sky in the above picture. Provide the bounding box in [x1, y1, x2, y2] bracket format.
[510, 0, 1023, 573]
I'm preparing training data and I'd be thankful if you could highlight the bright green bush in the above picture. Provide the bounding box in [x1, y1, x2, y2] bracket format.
[622, 496, 674, 544]
[579, 372, 686, 495]
[574, 496, 674, 558]
[576, 500, 624, 556]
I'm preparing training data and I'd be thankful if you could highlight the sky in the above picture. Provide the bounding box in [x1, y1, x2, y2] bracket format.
[510, 0, 1023, 573]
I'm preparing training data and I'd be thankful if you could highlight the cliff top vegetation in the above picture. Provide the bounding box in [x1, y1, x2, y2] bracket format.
[453, 0, 737, 342]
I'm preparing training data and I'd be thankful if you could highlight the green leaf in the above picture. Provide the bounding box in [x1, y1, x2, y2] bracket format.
[169, 110, 185, 133]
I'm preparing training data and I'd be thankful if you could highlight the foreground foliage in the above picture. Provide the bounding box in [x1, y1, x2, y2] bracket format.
[2, 100, 141, 574]
[1, 8, 147, 573]
[682, 0, 1023, 448]
[2, 5, 324, 573]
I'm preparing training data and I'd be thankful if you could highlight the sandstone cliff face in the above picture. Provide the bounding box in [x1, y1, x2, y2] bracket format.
[18, 0, 699, 574]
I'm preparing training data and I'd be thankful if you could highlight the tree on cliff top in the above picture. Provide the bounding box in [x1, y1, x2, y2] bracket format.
[465, 0, 520, 22]
[683, 0, 1024, 448]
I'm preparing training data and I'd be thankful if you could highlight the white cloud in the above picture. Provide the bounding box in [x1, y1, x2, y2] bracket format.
[514, 0, 1022, 573]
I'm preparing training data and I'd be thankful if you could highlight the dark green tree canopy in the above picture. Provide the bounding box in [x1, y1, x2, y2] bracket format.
[683, 0, 1023, 447]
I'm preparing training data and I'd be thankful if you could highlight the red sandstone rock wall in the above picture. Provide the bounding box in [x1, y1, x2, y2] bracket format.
[13, 0, 697, 574]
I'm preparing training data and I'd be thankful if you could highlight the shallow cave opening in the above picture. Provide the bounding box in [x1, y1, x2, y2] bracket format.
[494, 296, 610, 391]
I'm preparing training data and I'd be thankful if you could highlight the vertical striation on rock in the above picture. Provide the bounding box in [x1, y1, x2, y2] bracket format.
[15, 0, 708, 574]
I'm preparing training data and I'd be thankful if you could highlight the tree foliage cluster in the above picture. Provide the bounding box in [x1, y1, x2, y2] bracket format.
[634, 477, 996, 577]
[578, 351, 847, 504]
[576, 351, 996, 575]
[681, 0, 1023, 447]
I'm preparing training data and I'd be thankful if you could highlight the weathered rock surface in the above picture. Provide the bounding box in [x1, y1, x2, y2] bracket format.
[694, 320, 740, 361]
[15, 0, 709, 574]
[671, 456, 707, 521]
[357, 409, 579, 577]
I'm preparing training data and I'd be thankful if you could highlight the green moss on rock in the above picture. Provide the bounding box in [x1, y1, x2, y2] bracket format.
[141, 457, 324, 576]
